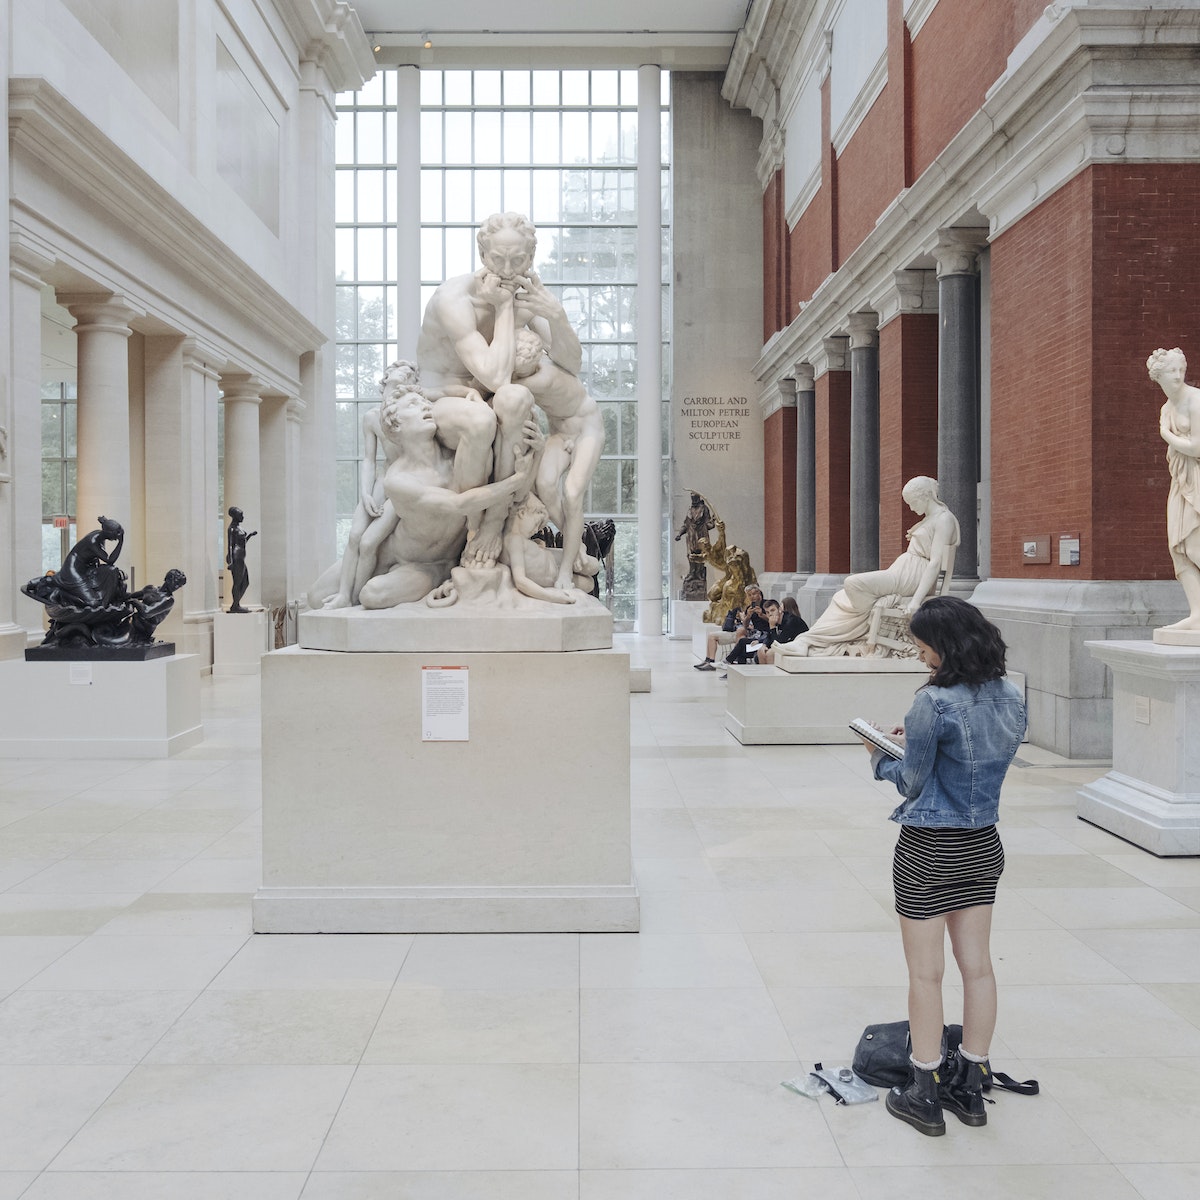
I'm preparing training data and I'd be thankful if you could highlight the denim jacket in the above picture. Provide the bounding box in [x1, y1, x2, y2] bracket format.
[872, 678, 1027, 828]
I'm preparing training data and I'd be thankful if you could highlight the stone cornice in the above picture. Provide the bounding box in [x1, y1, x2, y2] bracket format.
[753, 5, 1200, 389]
[9, 78, 326, 359]
[759, 375, 797, 420]
[273, 0, 376, 93]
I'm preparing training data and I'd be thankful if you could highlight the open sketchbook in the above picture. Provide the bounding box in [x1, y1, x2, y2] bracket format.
[849, 718, 904, 760]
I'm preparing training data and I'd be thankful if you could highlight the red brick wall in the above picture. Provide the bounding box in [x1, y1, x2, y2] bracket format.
[990, 163, 1200, 579]
[815, 369, 852, 572]
[879, 313, 939, 560]
[763, 405, 798, 572]
[910, 0, 1044, 180]
[785, 75, 835, 314]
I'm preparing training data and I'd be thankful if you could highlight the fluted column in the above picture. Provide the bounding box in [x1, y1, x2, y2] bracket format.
[60, 293, 141, 537]
[220, 374, 264, 610]
[935, 230, 986, 580]
[636, 63, 664, 634]
[794, 362, 816, 574]
[848, 311, 880, 572]
[5, 241, 54, 643]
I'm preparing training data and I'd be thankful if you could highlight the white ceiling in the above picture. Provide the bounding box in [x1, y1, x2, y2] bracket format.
[353, 0, 751, 68]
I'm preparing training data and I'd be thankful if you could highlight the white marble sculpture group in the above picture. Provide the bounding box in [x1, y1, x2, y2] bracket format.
[308, 213, 604, 615]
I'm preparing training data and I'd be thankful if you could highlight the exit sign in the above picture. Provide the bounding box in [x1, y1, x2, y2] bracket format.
[53, 517, 70, 529]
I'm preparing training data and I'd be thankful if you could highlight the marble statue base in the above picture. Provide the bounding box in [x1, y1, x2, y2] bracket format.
[1078, 640, 1200, 856]
[0, 654, 202, 758]
[213, 608, 270, 675]
[724, 657, 930, 744]
[1153, 626, 1200, 647]
[26, 641, 176, 661]
[670, 599, 708, 642]
[299, 593, 613, 654]
[253, 645, 638, 933]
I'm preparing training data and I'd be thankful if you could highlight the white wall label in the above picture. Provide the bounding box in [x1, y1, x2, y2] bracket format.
[68, 663, 93, 686]
[421, 666, 469, 741]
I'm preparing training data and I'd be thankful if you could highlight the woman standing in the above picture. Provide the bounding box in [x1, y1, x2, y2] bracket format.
[226, 507, 257, 613]
[856, 596, 1026, 1136]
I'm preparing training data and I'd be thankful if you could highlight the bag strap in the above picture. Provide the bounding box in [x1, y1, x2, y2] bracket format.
[990, 1069, 1039, 1096]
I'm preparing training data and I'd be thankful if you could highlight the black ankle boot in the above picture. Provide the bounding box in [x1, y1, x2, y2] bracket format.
[886, 1063, 946, 1136]
[939, 1050, 990, 1126]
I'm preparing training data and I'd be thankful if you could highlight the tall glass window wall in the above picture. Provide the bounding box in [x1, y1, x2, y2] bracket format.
[334, 68, 670, 621]
[40, 382, 77, 570]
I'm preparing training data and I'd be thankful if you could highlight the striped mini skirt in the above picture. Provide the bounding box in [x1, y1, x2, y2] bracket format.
[892, 824, 1004, 920]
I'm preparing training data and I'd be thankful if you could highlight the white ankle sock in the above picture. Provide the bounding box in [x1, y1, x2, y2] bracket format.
[910, 1054, 942, 1071]
[959, 1047, 989, 1063]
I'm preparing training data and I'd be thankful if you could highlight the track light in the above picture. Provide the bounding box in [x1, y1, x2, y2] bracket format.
[421, 32, 433, 49]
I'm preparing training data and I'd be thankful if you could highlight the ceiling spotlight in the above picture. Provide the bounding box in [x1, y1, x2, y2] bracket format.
[373, 42, 382, 52]
[421, 32, 433, 49]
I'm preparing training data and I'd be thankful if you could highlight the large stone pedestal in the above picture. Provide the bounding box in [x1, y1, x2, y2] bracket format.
[0, 654, 202, 757]
[213, 608, 269, 675]
[1078, 640, 1200, 856]
[725, 657, 929, 744]
[254, 645, 638, 933]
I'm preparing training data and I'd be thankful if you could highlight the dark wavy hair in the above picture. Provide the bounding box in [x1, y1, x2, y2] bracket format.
[908, 595, 1007, 688]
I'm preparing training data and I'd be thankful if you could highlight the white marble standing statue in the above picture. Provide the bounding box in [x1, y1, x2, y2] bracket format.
[777, 476, 960, 658]
[1148, 347, 1200, 637]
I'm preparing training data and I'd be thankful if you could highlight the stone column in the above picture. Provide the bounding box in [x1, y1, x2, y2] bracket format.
[258, 392, 291, 613]
[395, 64, 422, 361]
[179, 342, 221, 665]
[935, 230, 986, 580]
[636, 63, 663, 634]
[794, 363, 816, 574]
[220, 374, 263, 610]
[60, 293, 142, 537]
[848, 311, 880, 572]
[4, 240, 53, 646]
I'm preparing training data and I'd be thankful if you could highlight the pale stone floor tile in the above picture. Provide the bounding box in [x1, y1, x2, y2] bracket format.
[0, 935, 83, 995]
[1017, 886, 1200, 929]
[0, 989, 194, 1064]
[997, 983, 1200, 1057]
[24, 933, 248, 991]
[316, 1064, 579, 1171]
[0, 858, 55, 890]
[987, 887, 1062, 930]
[1161, 885, 1200, 913]
[209, 933, 413, 990]
[999, 854, 1144, 890]
[580, 1167, 861, 1200]
[1144, 981, 1200, 1027]
[51, 1064, 354, 1172]
[580, 987, 794, 1062]
[94, 892, 252, 937]
[0, 893, 139, 935]
[1035, 1056, 1200, 1162]
[630, 856, 722, 892]
[363, 986, 578, 1064]
[989, 928, 1132, 986]
[726, 886, 895, 933]
[1073, 927, 1200, 982]
[580, 1061, 841, 1169]
[7, 857, 182, 895]
[998, 825, 1091, 855]
[580, 931, 762, 989]
[849, 1164, 1143, 1200]
[145, 989, 387, 1064]
[744, 931, 909, 989]
[148, 857, 262, 893]
[395, 933, 577, 990]
[1098, 853, 1200, 888]
[1117, 1163, 1200, 1200]
[709, 856, 863, 892]
[636, 888, 740, 932]
[301, 1171, 578, 1200]
[0, 1066, 131, 1171]
[24, 1173, 308, 1200]
[0, 1176, 37, 1200]
[769, 985, 912, 1063]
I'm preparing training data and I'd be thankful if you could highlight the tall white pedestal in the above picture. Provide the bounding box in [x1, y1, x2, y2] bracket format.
[670, 599, 708, 641]
[0, 654, 202, 757]
[254, 645, 638, 933]
[725, 657, 929, 744]
[213, 608, 269, 675]
[1078, 640, 1200, 856]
